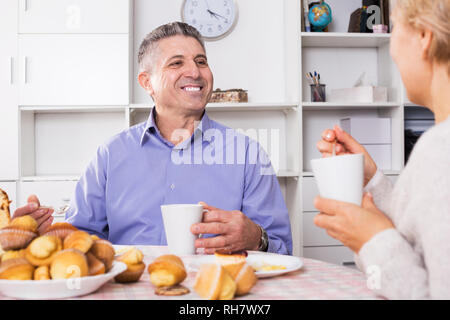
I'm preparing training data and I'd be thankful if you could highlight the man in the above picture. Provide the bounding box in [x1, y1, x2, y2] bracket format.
[14, 22, 292, 255]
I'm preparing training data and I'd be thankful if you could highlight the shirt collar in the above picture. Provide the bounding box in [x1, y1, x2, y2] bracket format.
[140, 106, 212, 147]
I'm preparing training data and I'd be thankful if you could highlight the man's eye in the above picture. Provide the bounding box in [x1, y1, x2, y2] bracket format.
[196, 60, 208, 66]
[170, 61, 182, 67]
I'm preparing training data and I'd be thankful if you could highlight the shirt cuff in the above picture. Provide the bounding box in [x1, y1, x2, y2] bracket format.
[364, 168, 384, 193]
[357, 228, 418, 275]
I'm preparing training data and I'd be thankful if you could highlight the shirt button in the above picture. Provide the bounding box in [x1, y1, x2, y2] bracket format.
[170, 184, 175, 190]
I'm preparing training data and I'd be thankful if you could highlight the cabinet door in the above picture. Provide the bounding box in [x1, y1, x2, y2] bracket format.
[19, 0, 130, 34]
[0, 0, 19, 180]
[303, 246, 355, 267]
[18, 34, 130, 106]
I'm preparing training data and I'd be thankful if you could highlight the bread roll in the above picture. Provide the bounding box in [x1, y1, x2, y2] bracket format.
[147, 254, 187, 287]
[34, 265, 51, 280]
[50, 249, 88, 279]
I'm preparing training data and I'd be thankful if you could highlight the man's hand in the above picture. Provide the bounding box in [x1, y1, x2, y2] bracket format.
[190, 202, 261, 254]
[13, 195, 54, 234]
[313, 193, 394, 253]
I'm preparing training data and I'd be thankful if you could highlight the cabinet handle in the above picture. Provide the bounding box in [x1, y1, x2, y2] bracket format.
[10, 57, 14, 84]
[342, 261, 356, 267]
[23, 56, 28, 84]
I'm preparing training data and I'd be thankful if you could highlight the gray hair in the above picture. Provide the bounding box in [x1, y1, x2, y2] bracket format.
[138, 21, 205, 72]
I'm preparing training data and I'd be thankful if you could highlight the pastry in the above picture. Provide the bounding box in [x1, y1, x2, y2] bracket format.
[63, 230, 93, 253]
[8, 215, 38, 233]
[1, 249, 26, 262]
[193, 263, 236, 300]
[42, 222, 78, 241]
[86, 252, 105, 276]
[50, 248, 88, 279]
[114, 247, 145, 283]
[0, 227, 37, 251]
[34, 265, 51, 280]
[214, 251, 257, 296]
[0, 188, 11, 229]
[155, 284, 190, 296]
[88, 239, 115, 272]
[25, 235, 62, 266]
[147, 254, 187, 287]
[0, 257, 35, 280]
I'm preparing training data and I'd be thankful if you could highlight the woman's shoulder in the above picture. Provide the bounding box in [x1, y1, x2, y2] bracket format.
[411, 115, 450, 158]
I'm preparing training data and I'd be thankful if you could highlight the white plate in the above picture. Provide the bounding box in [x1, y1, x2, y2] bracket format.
[0, 261, 127, 299]
[189, 251, 303, 278]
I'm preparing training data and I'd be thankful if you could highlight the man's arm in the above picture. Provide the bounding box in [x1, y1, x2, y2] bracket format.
[65, 144, 109, 239]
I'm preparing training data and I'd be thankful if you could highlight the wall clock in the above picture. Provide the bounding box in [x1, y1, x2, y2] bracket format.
[181, 0, 238, 41]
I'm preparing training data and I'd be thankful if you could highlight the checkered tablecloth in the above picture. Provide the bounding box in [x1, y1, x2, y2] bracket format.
[0, 245, 382, 300]
[75, 246, 382, 300]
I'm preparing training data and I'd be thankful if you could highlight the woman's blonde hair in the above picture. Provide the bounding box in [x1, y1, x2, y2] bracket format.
[395, 0, 450, 74]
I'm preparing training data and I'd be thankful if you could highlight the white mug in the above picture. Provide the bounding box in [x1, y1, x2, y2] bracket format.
[311, 153, 364, 205]
[160, 204, 204, 255]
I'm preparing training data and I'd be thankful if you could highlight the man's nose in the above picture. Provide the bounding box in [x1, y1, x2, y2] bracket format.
[183, 61, 201, 79]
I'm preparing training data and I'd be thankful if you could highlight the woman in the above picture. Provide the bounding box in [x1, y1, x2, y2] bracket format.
[314, 0, 450, 299]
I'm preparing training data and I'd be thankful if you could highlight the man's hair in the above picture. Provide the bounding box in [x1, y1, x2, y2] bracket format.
[138, 21, 205, 72]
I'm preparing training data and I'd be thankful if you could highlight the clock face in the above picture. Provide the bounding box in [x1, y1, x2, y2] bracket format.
[181, 0, 238, 40]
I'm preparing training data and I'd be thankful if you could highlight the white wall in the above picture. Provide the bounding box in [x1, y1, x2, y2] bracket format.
[133, 0, 288, 105]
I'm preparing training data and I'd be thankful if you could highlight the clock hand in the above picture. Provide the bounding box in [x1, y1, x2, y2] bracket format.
[207, 9, 220, 20]
[208, 10, 227, 21]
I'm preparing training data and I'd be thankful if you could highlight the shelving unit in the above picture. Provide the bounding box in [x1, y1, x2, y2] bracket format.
[0, 0, 408, 265]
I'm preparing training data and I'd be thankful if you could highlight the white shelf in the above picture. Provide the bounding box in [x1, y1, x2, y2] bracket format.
[20, 106, 126, 113]
[129, 102, 299, 112]
[302, 102, 400, 110]
[21, 175, 80, 182]
[302, 170, 401, 177]
[276, 170, 300, 178]
[301, 32, 391, 48]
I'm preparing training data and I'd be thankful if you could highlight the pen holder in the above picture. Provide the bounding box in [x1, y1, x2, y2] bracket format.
[310, 84, 326, 102]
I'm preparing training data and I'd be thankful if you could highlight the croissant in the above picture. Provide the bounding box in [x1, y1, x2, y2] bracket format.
[193, 263, 236, 300]
[88, 239, 115, 272]
[0, 257, 35, 280]
[63, 230, 93, 253]
[147, 254, 187, 287]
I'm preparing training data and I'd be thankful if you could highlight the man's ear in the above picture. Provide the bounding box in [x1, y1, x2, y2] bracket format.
[138, 71, 154, 95]
[420, 28, 433, 60]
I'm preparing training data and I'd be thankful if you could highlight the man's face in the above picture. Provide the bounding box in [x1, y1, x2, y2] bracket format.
[145, 35, 213, 114]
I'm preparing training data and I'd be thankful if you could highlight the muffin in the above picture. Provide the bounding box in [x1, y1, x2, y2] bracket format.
[114, 247, 145, 283]
[25, 235, 63, 267]
[50, 249, 88, 279]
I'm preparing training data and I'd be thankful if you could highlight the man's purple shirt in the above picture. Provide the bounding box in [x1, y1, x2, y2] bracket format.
[65, 108, 292, 254]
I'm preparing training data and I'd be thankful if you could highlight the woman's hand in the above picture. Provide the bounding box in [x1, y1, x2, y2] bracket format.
[313, 193, 394, 253]
[317, 125, 378, 186]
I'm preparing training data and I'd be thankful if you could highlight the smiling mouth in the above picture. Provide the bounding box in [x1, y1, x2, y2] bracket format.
[181, 85, 203, 92]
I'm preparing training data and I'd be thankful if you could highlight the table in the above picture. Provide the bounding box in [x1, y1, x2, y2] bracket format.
[67, 245, 382, 300]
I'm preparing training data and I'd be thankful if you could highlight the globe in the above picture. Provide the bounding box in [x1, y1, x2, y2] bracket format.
[308, 2, 332, 31]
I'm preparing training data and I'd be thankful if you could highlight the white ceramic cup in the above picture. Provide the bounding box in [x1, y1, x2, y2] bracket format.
[311, 153, 364, 206]
[160, 204, 204, 255]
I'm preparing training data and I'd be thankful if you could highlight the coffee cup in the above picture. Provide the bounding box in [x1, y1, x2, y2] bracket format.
[160, 204, 204, 255]
[311, 153, 364, 205]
